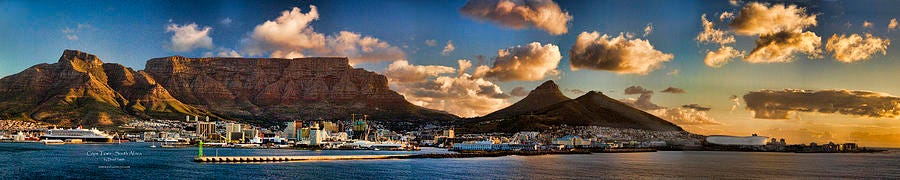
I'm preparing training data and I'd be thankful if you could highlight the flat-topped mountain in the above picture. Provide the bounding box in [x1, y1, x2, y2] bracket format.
[0, 50, 456, 128]
[462, 80, 683, 133]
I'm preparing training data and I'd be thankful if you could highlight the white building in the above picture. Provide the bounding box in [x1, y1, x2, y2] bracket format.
[451, 140, 494, 151]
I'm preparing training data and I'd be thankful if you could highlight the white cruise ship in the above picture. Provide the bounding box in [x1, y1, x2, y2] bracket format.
[40, 126, 113, 143]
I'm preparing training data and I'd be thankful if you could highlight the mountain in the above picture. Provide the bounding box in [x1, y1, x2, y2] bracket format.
[0, 50, 457, 128]
[462, 80, 683, 133]
[480, 80, 571, 119]
[143, 55, 457, 127]
[0, 50, 205, 127]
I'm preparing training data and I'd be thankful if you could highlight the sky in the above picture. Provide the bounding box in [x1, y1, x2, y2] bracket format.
[2, 0, 900, 147]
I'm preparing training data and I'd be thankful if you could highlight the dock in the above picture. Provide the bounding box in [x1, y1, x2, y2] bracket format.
[193, 154, 410, 162]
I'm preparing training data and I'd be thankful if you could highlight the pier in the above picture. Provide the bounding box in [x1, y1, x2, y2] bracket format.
[193, 154, 409, 162]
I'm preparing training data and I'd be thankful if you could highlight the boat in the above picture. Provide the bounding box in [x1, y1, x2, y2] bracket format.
[41, 139, 65, 145]
[40, 126, 113, 143]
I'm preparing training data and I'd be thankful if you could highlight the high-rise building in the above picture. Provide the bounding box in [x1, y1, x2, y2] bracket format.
[352, 118, 368, 140]
[310, 126, 323, 146]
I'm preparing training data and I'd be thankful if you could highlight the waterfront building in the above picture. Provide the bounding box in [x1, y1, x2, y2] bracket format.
[451, 140, 494, 151]
[352, 119, 369, 140]
[225, 123, 242, 143]
[13, 131, 26, 142]
[330, 132, 349, 141]
[322, 122, 339, 133]
[196, 121, 216, 139]
[553, 135, 589, 148]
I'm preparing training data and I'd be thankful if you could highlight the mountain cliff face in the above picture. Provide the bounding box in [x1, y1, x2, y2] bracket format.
[0, 50, 456, 128]
[462, 80, 683, 133]
[143, 56, 456, 126]
[0, 50, 203, 127]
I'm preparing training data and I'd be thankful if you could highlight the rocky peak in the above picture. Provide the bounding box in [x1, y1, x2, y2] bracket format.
[528, 80, 566, 97]
[59, 49, 103, 66]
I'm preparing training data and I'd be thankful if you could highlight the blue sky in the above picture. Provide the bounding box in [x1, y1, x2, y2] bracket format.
[2, 0, 900, 146]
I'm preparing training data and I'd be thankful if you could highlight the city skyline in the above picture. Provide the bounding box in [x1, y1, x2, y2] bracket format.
[2, 0, 900, 147]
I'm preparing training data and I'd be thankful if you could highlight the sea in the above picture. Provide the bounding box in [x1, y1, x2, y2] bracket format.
[0, 143, 897, 179]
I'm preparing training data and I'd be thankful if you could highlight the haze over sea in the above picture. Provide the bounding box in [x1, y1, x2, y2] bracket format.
[0, 143, 897, 179]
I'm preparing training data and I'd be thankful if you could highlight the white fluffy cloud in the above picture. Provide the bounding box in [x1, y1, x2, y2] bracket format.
[441, 40, 455, 55]
[384, 60, 456, 83]
[745, 31, 822, 63]
[825, 33, 891, 63]
[243, 6, 404, 64]
[570, 31, 673, 75]
[387, 60, 509, 117]
[484, 42, 561, 81]
[697, 14, 736, 45]
[890, 18, 898, 30]
[704, 46, 744, 68]
[728, 2, 817, 36]
[862, 21, 874, 28]
[165, 23, 214, 52]
[460, 0, 573, 35]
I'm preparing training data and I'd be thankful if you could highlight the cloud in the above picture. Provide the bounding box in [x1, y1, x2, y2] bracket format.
[459, 0, 573, 35]
[510, 86, 529, 97]
[862, 21, 873, 28]
[728, 2, 817, 36]
[61, 24, 91, 41]
[621, 86, 721, 125]
[165, 23, 214, 52]
[570, 31, 673, 75]
[484, 42, 561, 81]
[745, 31, 822, 63]
[704, 46, 744, 68]
[648, 108, 721, 125]
[622, 86, 661, 110]
[743, 89, 900, 119]
[890, 18, 898, 30]
[666, 69, 679, 76]
[441, 40, 455, 55]
[719, 12, 734, 22]
[825, 33, 891, 63]
[203, 48, 242, 58]
[243, 6, 404, 64]
[729, 95, 741, 113]
[661, 87, 686, 94]
[220, 17, 233, 25]
[697, 14, 736, 45]
[565, 88, 586, 95]
[62, 28, 78, 41]
[425, 39, 438, 46]
[729, 0, 741, 6]
[384, 60, 456, 83]
[682, 104, 711, 111]
[388, 60, 509, 117]
[643, 23, 653, 37]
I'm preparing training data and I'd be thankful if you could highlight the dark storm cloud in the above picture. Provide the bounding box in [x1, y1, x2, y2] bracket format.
[743, 89, 900, 119]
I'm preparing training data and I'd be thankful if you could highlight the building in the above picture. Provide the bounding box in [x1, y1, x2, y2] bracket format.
[451, 140, 494, 151]
[225, 123, 243, 143]
[196, 121, 216, 139]
[309, 127, 323, 145]
[442, 129, 455, 139]
[352, 118, 368, 140]
[705, 134, 768, 146]
[553, 135, 590, 148]
[322, 122, 339, 133]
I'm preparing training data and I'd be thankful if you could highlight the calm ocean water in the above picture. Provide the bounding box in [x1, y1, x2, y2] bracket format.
[0, 143, 897, 179]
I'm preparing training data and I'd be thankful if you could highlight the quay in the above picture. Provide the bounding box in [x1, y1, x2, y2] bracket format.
[193, 154, 410, 162]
